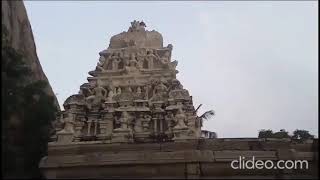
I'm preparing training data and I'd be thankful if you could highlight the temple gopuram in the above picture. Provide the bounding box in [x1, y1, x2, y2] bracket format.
[51, 20, 200, 145]
[40, 21, 318, 179]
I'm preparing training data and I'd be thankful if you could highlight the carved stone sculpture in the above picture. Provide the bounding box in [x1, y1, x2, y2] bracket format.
[57, 112, 75, 134]
[160, 51, 170, 65]
[150, 80, 168, 101]
[134, 114, 144, 133]
[116, 111, 131, 130]
[85, 84, 107, 109]
[50, 20, 202, 145]
[111, 53, 121, 70]
[106, 89, 114, 102]
[173, 107, 188, 129]
[142, 114, 152, 132]
[145, 49, 156, 69]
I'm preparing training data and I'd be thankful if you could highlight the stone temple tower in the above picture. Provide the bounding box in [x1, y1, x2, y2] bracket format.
[51, 20, 202, 145]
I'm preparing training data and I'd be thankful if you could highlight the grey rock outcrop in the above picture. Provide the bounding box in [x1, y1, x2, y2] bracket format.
[2, 0, 59, 108]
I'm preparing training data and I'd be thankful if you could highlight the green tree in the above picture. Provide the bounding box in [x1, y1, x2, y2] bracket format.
[273, 129, 290, 139]
[2, 25, 57, 178]
[292, 129, 314, 141]
[258, 129, 273, 138]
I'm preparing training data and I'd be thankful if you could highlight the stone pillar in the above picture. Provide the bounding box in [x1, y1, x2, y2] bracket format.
[152, 101, 165, 137]
[97, 112, 114, 142]
[159, 118, 163, 133]
[153, 117, 158, 135]
[165, 111, 174, 136]
[73, 120, 84, 142]
[93, 120, 98, 136]
[87, 120, 92, 136]
[87, 112, 99, 138]
[111, 111, 133, 143]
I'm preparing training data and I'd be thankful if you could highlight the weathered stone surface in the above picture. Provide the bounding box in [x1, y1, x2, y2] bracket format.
[199, 139, 251, 151]
[48, 142, 162, 156]
[290, 143, 314, 152]
[50, 20, 200, 145]
[201, 163, 281, 177]
[186, 163, 201, 175]
[109, 28, 163, 49]
[160, 140, 199, 152]
[1, 1, 59, 108]
[41, 139, 318, 179]
[277, 149, 297, 160]
[213, 150, 277, 162]
[260, 141, 292, 150]
[294, 152, 317, 161]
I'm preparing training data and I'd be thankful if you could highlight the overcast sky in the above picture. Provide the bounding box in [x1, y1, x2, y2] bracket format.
[24, 1, 318, 138]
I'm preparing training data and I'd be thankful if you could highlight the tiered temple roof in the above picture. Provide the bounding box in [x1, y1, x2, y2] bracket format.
[52, 20, 202, 144]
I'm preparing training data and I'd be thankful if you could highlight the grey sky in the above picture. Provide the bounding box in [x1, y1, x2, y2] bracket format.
[24, 1, 318, 138]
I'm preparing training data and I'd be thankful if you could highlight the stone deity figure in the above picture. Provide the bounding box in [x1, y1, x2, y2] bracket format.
[117, 87, 122, 95]
[125, 54, 139, 73]
[165, 112, 174, 133]
[169, 79, 190, 99]
[135, 86, 144, 99]
[96, 55, 107, 71]
[137, 50, 146, 69]
[57, 112, 75, 134]
[150, 80, 168, 101]
[129, 54, 138, 66]
[134, 114, 144, 133]
[129, 20, 146, 32]
[160, 51, 170, 66]
[142, 114, 152, 132]
[173, 107, 188, 129]
[118, 111, 131, 130]
[137, 86, 142, 94]
[122, 51, 130, 66]
[155, 81, 168, 93]
[144, 84, 152, 100]
[111, 53, 121, 70]
[98, 55, 106, 66]
[146, 49, 156, 69]
[138, 21, 146, 31]
[85, 84, 107, 108]
[106, 89, 114, 102]
[171, 79, 183, 90]
[130, 20, 139, 30]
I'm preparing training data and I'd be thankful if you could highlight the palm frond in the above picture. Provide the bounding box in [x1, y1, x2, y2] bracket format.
[195, 104, 202, 113]
[200, 110, 215, 120]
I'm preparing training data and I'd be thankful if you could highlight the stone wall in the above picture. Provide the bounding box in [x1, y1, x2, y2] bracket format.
[40, 138, 318, 179]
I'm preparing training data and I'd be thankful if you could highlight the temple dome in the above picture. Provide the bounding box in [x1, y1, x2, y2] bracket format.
[108, 20, 163, 49]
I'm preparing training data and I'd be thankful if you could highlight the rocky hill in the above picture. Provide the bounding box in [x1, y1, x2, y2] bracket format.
[2, 1, 59, 178]
[2, 0, 59, 107]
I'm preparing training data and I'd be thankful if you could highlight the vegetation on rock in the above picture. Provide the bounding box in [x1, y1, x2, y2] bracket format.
[2, 25, 58, 178]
